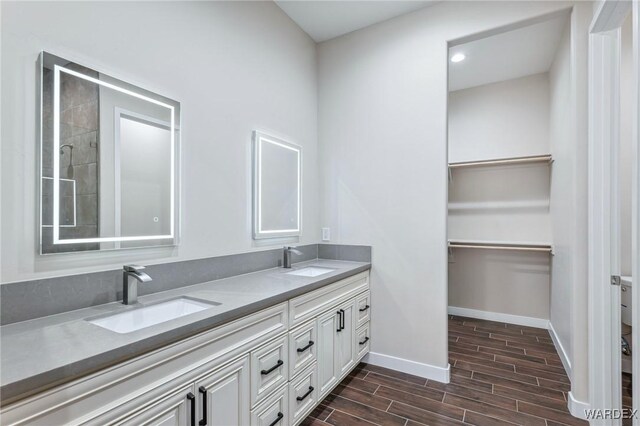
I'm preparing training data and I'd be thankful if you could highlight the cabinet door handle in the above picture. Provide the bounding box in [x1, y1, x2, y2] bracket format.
[297, 340, 315, 353]
[359, 336, 370, 345]
[336, 311, 342, 332]
[340, 309, 345, 330]
[296, 386, 314, 401]
[198, 386, 207, 426]
[359, 304, 370, 312]
[187, 392, 196, 426]
[261, 359, 284, 375]
[268, 412, 284, 426]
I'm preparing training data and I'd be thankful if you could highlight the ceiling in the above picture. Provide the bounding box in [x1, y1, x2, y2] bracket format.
[275, 1, 438, 42]
[449, 13, 570, 92]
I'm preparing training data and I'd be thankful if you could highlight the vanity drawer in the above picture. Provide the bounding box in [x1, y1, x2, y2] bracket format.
[356, 322, 370, 361]
[355, 291, 370, 328]
[289, 271, 369, 328]
[251, 335, 288, 407]
[251, 384, 289, 426]
[288, 363, 318, 426]
[288, 320, 317, 379]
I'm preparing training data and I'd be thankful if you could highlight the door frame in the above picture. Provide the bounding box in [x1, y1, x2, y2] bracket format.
[632, 2, 640, 424]
[588, 0, 637, 423]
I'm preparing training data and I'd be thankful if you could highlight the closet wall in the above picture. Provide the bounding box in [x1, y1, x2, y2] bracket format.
[548, 18, 574, 369]
[448, 73, 553, 322]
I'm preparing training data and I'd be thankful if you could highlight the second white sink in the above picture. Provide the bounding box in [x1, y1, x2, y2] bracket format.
[88, 297, 220, 334]
[286, 266, 335, 277]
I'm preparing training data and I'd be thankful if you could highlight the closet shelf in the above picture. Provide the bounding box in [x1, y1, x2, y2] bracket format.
[448, 239, 553, 253]
[448, 154, 553, 169]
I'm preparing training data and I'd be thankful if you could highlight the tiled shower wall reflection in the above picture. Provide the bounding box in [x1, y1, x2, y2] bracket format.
[42, 65, 100, 253]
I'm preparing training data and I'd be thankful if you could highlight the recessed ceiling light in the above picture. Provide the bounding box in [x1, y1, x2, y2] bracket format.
[451, 53, 466, 63]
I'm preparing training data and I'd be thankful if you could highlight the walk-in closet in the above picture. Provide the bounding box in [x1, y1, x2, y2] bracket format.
[447, 10, 578, 373]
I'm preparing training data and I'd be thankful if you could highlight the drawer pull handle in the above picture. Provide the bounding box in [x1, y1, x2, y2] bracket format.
[198, 386, 207, 426]
[261, 359, 284, 375]
[297, 340, 315, 353]
[297, 386, 314, 401]
[359, 336, 370, 345]
[359, 304, 370, 312]
[340, 309, 345, 330]
[336, 310, 342, 332]
[269, 412, 284, 426]
[187, 392, 196, 426]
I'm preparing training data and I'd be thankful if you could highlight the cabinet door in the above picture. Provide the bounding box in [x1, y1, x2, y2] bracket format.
[116, 384, 195, 426]
[195, 355, 250, 426]
[336, 300, 356, 378]
[316, 309, 339, 397]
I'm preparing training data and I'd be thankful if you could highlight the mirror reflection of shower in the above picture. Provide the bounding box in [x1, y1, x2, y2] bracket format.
[60, 143, 74, 178]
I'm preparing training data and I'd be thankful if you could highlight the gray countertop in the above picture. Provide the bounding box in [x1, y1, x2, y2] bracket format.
[0, 259, 370, 403]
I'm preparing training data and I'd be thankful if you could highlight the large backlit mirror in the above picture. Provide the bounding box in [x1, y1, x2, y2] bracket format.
[38, 52, 180, 254]
[252, 131, 301, 239]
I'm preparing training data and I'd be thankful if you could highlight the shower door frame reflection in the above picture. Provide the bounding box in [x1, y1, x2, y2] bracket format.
[113, 107, 173, 249]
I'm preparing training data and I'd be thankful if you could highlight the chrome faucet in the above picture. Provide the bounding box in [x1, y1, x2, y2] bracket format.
[123, 264, 152, 305]
[283, 246, 303, 268]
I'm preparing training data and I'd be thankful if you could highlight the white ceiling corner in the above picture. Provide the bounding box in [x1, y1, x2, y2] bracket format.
[449, 13, 570, 92]
[274, 0, 439, 42]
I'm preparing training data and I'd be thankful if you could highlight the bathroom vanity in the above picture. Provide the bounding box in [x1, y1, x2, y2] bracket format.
[0, 261, 371, 426]
[0, 50, 374, 426]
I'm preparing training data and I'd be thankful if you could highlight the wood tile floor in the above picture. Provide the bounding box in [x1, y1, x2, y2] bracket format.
[623, 372, 633, 426]
[302, 315, 588, 426]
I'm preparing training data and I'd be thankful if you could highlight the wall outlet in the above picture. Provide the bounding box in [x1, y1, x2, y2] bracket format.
[321, 227, 331, 241]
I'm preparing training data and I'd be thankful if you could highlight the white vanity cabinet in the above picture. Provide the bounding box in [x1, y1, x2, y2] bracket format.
[1, 271, 370, 426]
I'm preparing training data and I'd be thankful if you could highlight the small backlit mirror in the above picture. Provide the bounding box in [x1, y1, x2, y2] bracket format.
[252, 131, 301, 239]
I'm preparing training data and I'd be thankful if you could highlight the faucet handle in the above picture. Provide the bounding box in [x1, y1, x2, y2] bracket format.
[286, 246, 303, 255]
[124, 264, 146, 272]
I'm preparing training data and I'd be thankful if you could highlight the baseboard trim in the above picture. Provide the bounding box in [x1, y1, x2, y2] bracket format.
[363, 352, 450, 383]
[567, 391, 590, 420]
[548, 322, 572, 378]
[448, 306, 550, 329]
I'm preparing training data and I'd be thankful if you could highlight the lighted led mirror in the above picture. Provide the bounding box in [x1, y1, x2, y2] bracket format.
[252, 131, 301, 239]
[38, 52, 180, 254]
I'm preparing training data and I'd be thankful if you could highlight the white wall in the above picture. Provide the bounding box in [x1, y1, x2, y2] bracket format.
[449, 250, 551, 319]
[549, 17, 574, 370]
[449, 73, 551, 163]
[448, 73, 552, 244]
[0, 1, 318, 282]
[547, 3, 591, 405]
[620, 13, 633, 277]
[318, 0, 577, 378]
[448, 74, 552, 321]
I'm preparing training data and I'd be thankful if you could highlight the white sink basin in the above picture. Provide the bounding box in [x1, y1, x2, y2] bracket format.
[286, 267, 335, 277]
[88, 297, 220, 334]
